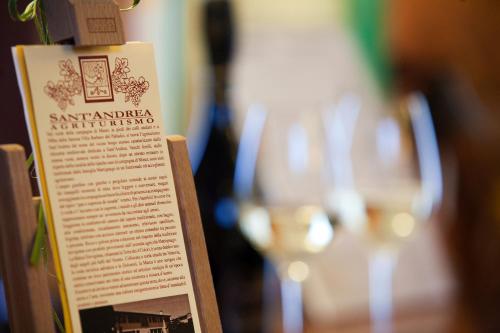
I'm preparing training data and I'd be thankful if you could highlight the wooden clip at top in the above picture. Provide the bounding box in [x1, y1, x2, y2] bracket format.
[44, 0, 125, 46]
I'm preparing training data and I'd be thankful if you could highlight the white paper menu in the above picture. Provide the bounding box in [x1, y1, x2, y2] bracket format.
[13, 43, 201, 333]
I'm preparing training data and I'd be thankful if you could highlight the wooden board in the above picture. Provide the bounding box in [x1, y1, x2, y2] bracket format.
[0, 144, 55, 333]
[168, 136, 222, 333]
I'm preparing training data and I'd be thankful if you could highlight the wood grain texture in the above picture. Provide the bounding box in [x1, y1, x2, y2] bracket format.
[45, 0, 125, 45]
[167, 136, 222, 333]
[0, 144, 55, 333]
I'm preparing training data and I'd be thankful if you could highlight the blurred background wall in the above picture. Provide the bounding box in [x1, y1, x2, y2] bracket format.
[1, 1, 500, 332]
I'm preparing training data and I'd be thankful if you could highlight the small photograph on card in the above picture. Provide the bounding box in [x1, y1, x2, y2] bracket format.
[78, 56, 114, 103]
[79, 294, 195, 333]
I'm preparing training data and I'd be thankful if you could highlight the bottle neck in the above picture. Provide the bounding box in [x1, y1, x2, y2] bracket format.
[212, 64, 229, 105]
[212, 103, 232, 130]
[210, 63, 232, 131]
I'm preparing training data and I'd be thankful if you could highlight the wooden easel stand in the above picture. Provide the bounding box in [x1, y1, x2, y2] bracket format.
[0, 145, 55, 333]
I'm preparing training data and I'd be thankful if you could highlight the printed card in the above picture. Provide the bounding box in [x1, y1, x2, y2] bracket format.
[13, 43, 201, 333]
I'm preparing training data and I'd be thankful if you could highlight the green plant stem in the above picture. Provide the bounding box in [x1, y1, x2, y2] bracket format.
[8, 0, 51, 44]
[54, 311, 66, 333]
[30, 203, 46, 265]
[26, 152, 34, 169]
[120, 0, 141, 11]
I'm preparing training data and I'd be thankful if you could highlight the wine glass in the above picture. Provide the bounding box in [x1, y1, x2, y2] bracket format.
[324, 93, 443, 333]
[234, 105, 336, 333]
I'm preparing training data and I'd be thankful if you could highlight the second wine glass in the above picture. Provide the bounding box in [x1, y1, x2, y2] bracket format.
[324, 93, 443, 333]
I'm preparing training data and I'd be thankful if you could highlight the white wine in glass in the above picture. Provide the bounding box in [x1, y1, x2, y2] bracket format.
[240, 204, 335, 264]
[338, 184, 427, 251]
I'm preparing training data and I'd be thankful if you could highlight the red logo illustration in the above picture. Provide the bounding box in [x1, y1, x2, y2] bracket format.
[111, 57, 150, 107]
[44, 60, 83, 111]
[79, 56, 114, 103]
[44, 56, 150, 110]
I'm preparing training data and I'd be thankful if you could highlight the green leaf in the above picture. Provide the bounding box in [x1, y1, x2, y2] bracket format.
[8, 0, 37, 22]
[9, 0, 51, 44]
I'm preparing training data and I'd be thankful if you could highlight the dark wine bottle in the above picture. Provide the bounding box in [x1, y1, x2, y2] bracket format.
[194, 1, 263, 332]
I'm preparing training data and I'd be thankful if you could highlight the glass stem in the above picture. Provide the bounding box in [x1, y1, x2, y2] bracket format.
[369, 250, 397, 333]
[281, 276, 304, 333]
[262, 260, 278, 333]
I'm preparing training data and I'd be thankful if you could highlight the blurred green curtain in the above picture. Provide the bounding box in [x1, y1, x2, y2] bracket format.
[346, 0, 392, 94]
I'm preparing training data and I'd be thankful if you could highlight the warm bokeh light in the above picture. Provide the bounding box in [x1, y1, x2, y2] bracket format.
[391, 212, 415, 238]
[288, 261, 310, 282]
